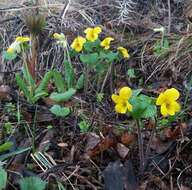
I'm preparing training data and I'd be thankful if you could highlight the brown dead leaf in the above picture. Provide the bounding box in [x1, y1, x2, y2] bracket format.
[180, 185, 191, 190]
[57, 143, 68, 148]
[86, 133, 116, 157]
[85, 133, 101, 152]
[103, 160, 138, 190]
[116, 143, 129, 159]
[120, 132, 135, 146]
[150, 136, 171, 154]
[0, 85, 11, 100]
[164, 123, 187, 140]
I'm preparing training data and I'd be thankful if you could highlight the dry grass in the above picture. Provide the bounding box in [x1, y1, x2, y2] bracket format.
[0, 0, 191, 83]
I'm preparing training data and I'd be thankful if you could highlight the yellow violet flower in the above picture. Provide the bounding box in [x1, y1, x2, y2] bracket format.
[6, 41, 21, 54]
[111, 87, 133, 114]
[16, 36, 31, 43]
[7, 47, 14, 53]
[156, 88, 181, 117]
[100, 37, 114, 50]
[71, 36, 86, 52]
[53, 33, 66, 41]
[53, 33, 67, 47]
[84, 26, 102, 42]
[117, 46, 130, 58]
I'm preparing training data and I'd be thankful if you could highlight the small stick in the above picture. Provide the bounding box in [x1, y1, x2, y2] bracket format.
[136, 119, 144, 174]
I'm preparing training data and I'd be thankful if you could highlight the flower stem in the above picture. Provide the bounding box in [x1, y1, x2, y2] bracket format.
[136, 119, 144, 174]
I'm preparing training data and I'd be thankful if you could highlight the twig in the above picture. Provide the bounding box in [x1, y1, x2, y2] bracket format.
[167, 0, 171, 33]
[136, 119, 144, 174]
[177, 164, 192, 190]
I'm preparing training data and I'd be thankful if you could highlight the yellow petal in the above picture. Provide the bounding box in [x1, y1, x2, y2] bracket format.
[84, 28, 92, 34]
[53, 33, 62, 39]
[100, 37, 114, 49]
[117, 47, 129, 58]
[156, 93, 165, 105]
[166, 105, 175, 116]
[164, 88, 180, 101]
[127, 102, 133, 112]
[7, 47, 14, 53]
[111, 94, 120, 103]
[160, 103, 168, 117]
[172, 101, 181, 112]
[93, 26, 102, 34]
[119, 87, 132, 100]
[16, 36, 30, 43]
[115, 103, 127, 114]
[71, 36, 86, 52]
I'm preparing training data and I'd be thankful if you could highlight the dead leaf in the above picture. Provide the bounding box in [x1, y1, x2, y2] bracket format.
[120, 132, 135, 146]
[150, 136, 171, 154]
[57, 143, 68, 148]
[116, 143, 129, 159]
[103, 160, 138, 190]
[86, 133, 116, 157]
[164, 123, 187, 140]
[180, 185, 191, 190]
[0, 85, 11, 100]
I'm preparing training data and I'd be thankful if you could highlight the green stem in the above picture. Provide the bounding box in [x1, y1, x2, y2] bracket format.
[136, 119, 144, 174]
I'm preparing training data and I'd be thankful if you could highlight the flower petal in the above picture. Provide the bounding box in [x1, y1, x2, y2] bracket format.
[164, 88, 180, 101]
[171, 101, 181, 112]
[119, 87, 132, 100]
[126, 102, 133, 112]
[160, 103, 168, 117]
[115, 103, 127, 114]
[84, 28, 91, 34]
[117, 46, 129, 58]
[166, 106, 175, 116]
[156, 93, 165, 105]
[111, 94, 120, 103]
[94, 26, 102, 34]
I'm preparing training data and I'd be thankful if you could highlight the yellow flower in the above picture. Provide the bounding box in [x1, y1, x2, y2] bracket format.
[156, 88, 181, 117]
[7, 47, 14, 53]
[84, 26, 102, 42]
[111, 87, 133, 114]
[6, 41, 21, 54]
[53, 33, 67, 47]
[117, 46, 130, 58]
[16, 36, 31, 43]
[100, 37, 114, 50]
[53, 33, 65, 40]
[71, 36, 86, 52]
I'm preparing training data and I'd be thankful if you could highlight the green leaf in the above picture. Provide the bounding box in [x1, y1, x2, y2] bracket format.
[23, 64, 35, 88]
[127, 68, 136, 78]
[79, 120, 90, 133]
[76, 74, 84, 90]
[63, 60, 75, 89]
[0, 142, 13, 153]
[2, 51, 17, 61]
[19, 176, 46, 190]
[32, 91, 48, 102]
[0, 147, 31, 161]
[130, 95, 157, 119]
[132, 89, 142, 97]
[99, 51, 118, 62]
[15, 74, 32, 102]
[0, 168, 7, 190]
[50, 88, 76, 102]
[52, 70, 65, 92]
[35, 71, 53, 94]
[142, 104, 157, 118]
[83, 40, 100, 52]
[80, 53, 99, 67]
[50, 105, 70, 117]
